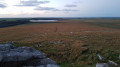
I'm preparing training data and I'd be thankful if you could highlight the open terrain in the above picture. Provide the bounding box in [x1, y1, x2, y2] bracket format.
[0, 18, 120, 67]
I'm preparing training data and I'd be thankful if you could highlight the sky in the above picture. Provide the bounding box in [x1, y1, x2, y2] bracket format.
[0, 0, 120, 18]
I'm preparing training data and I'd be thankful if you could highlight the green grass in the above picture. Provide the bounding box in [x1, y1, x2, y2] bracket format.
[59, 63, 95, 67]
[9, 32, 120, 66]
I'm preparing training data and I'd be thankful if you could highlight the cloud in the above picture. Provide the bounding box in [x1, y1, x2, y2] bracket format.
[65, 4, 77, 7]
[15, 0, 50, 7]
[34, 6, 79, 12]
[34, 6, 58, 11]
[74, 1, 82, 4]
[62, 9, 79, 11]
[0, 2, 7, 8]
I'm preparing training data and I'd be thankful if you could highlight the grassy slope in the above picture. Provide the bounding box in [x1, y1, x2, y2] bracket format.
[0, 19, 120, 67]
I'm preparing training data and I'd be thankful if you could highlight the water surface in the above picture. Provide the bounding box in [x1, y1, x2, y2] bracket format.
[30, 20, 58, 22]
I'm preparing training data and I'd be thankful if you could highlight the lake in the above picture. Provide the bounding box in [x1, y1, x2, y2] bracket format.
[30, 20, 58, 22]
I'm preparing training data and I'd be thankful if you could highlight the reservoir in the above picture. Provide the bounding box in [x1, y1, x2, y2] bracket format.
[30, 20, 58, 22]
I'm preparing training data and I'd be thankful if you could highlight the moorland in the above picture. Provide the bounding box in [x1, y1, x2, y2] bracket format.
[0, 18, 120, 67]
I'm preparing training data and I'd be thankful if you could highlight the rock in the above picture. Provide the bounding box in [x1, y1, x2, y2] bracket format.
[0, 54, 3, 61]
[50, 41, 64, 45]
[0, 43, 16, 51]
[24, 58, 57, 66]
[37, 64, 59, 67]
[52, 42, 57, 45]
[34, 44, 42, 48]
[70, 32, 73, 34]
[96, 63, 111, 67]
[57, 41, 64, 44]
[37, 58, 57, 65]
[0, 43, 59, 67]
[22, 66, 34, 67]
[108, 60, 118, 66]
[23, 64, 59, 67]
[97, 54, 104, 60]
[22, 66, 35, 67]
[46, 64, 59, 67]
[119, 55, 120, 59]
[97, 54, 119, 67]
[0, 47, 46, 62]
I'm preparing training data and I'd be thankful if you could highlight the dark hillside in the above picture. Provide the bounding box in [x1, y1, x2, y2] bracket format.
[0, 19, 29, 28]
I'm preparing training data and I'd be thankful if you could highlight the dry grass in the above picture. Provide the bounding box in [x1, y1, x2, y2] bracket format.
[0, 19, 120, 66]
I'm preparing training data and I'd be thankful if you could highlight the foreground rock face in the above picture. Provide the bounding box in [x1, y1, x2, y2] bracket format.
[96, 63, 111, 67]
[0, 43, 59, 67]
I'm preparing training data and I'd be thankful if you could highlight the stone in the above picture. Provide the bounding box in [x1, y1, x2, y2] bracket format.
[119, 55, 120, 59]
[0, 43, 16, 51]
[22, 66, 35, 67]
[0, 47, 46, 62]
[108, 60, 118, 66]
[46, 64, 59, 67]
[34, 44, 42, 48]
[70, 32, 73, 34]
[0, 54, 3, 61]
[37, 58, 57, 65]
[0, 43, 59, 67]
[96, 63, 111, 67]
[23, 58, 57, 66]
[97, 54, 104, 60]
[37, 64, 59, 67]
[23, 64, 59, 67]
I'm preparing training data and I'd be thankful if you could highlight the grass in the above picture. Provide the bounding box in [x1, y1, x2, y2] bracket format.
[89, 22, 120, 29]
[59, 63, 95, 67]
[0, 19, 120, 67]
[82, 19, 120, 29]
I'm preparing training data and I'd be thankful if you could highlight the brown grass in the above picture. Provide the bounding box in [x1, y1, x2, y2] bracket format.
[0, 19, 120, 66]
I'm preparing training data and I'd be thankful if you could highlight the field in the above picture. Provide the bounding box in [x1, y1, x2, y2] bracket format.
[0, 18, 120, 67]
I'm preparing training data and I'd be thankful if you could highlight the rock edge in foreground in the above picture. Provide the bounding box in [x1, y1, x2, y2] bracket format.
[0, 43, 59, 67]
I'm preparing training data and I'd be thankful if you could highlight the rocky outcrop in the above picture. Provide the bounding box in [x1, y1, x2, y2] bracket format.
[96, 63, 111, 67]
[0, 43, 59, 67]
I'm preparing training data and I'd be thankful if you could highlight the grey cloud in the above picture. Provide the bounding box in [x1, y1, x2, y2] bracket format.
[55, 9, 79, 12]
[0, 3, 7, 8]
[15, 0, 50, 7]
[65, 5, 77, 7]
[34, 6, 79, 12]
[62, 9, 79, 11]
[34, 6, 58, 11]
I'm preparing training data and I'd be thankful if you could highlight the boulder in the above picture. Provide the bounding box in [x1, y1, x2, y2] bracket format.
[23, 64, 59, 67]
[37, 58, 57, 65]
[37, 64, 59, 67]
[0, 46, 46, 62]
[0, 43, 16, 51]
[96, 63, 111, 67]
[24, 58, 57, 66]
[0, 43, 59, 67]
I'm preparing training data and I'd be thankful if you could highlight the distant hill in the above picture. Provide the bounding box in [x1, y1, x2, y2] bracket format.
[0, 19, 29, 28]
